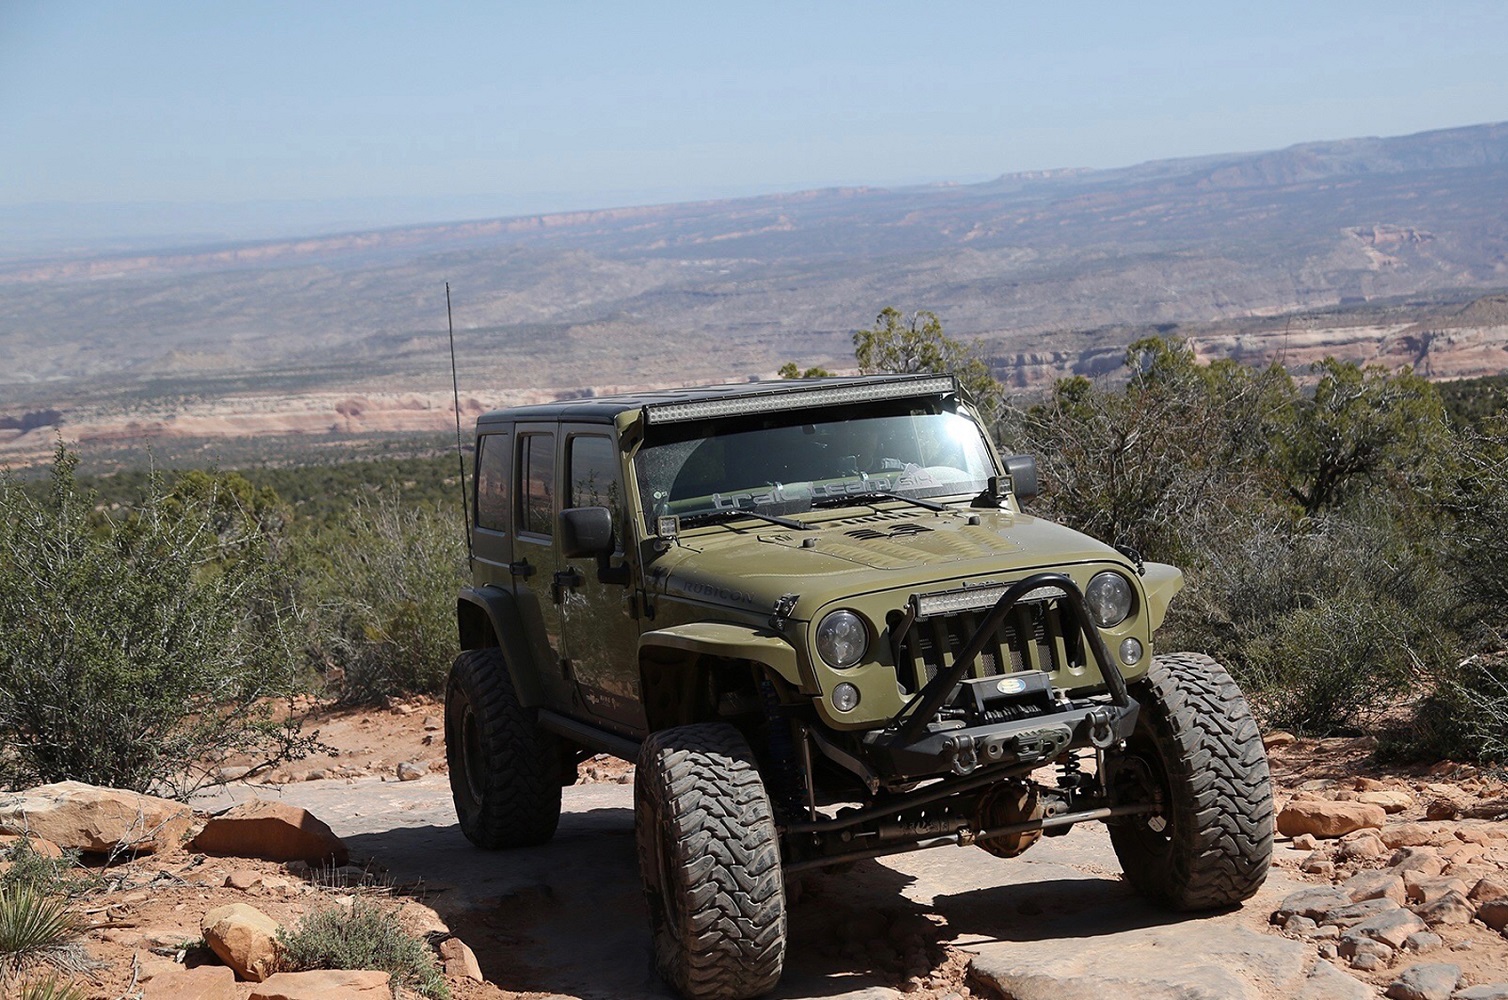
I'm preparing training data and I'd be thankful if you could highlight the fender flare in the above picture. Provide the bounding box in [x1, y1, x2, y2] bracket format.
[456, 586, 545, 707]
[638, 622, 809, 691]
[1141, 561, 1185, 632]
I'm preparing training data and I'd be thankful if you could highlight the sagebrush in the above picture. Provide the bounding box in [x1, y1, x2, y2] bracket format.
[0, 448, 313, 795]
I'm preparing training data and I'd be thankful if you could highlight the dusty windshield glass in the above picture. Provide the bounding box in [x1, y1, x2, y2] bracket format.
[634, 401, 996, 527]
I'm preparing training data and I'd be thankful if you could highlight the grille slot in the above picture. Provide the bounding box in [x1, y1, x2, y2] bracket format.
[891, 600, 1077, 694]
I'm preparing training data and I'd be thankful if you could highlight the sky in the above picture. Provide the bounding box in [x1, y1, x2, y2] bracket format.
[2, 1, 1506, 249]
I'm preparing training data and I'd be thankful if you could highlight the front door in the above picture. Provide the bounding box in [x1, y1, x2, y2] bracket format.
[558, 426, 646, 732]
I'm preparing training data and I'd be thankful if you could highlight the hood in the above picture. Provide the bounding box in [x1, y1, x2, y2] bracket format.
[649, 506, 1124, 620]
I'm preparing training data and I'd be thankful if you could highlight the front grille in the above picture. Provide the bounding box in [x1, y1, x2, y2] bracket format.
[889, 599, 1080, 694]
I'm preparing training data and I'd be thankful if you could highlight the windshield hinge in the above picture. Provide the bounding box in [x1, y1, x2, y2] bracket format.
[770, 593, 800, 629]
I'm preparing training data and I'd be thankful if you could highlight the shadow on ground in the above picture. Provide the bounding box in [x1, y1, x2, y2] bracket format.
[339, 802, 1210, 1000]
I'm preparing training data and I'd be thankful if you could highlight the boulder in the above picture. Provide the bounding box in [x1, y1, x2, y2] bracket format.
[1343, 870, 1407, 905]
[1383, 962, 1460, 1000]
[142, 965, 237, 1000]
[1342, 831, 1387, 860]
[1425, 797, 1461, 821]
[1405, 876, 1469, 906]
[1391, 847, 1446, 876]
[1346, 906, 1428, 950]
[1326, 897, 1404, 928]
[1457, 986, 1508, 1000]
[0, 781, 195, 855]
[201, 902, 282, 982]
[1413, 890, 1474, 927]
[247, 971, 391, 1000]
[1382, 823, 1457, 849]
[1478, 897, 1508, 932]
[192, 800, 347, 866]
[1402, 930, 1442, 954]
[1294, 960, 1374, 1000]
[438, 936, 483, 981]
[1274, 886, 1353, 923]
[1277, 800, 1386, 838]
[1358, 790, 1415, 813]
[1342, 936, 1393, 971]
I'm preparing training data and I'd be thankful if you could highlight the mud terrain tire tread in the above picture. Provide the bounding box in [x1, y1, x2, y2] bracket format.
[1109, 651, 1273, 910]
[445, 647, 561, 849]
[636, 722, 786, 1000]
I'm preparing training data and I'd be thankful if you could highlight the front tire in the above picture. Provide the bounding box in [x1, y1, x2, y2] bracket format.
[636, 723, 786, 1000]
[445, 648, 562, 849]
[1107, 652, 1273, 909]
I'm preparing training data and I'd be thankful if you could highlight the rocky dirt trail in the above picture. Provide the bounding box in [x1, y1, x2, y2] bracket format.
[3, 699, 1507, 1000]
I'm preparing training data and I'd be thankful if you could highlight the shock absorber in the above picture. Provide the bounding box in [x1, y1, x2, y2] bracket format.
[761, 679, 806, 819]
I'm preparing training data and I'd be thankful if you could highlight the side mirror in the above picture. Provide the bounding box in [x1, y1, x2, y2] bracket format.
[559, 506, 614, 558]
[1003, 454, 1038, 502]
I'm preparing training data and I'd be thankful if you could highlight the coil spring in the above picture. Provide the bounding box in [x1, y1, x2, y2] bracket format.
[1057, 751, 1085, 790]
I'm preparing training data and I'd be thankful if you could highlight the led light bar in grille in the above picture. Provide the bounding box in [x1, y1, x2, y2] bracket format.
[913, 582, 1065, 619]
[642, 375, 957, 425]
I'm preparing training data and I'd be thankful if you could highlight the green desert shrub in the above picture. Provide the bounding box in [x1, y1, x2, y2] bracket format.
[0, 840, 94, 903]
[278, 898, 447, 999]
[0, 447, 313, 796]
[301, 492, 466, 703]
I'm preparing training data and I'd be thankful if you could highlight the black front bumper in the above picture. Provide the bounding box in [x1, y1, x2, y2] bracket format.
[865, 572, 1141, 780]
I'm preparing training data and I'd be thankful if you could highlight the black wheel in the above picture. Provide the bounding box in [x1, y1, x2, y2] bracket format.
[445, 648, 561, 849]
[1107, 652, 1273, 910]
[635, 723, 786, 1000]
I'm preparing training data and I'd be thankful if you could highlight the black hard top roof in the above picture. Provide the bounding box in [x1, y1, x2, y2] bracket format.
[475, 373, 958, 427]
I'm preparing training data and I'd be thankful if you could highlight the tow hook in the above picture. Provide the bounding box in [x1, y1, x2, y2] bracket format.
[944, 733, 978, 776]
[1088, 708, 1117, 749]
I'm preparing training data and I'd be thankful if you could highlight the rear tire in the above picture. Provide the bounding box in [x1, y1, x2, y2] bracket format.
[445, 648, 561, 849]
[1107, 652, 1272, 909]
[636, 723, 786, 1000]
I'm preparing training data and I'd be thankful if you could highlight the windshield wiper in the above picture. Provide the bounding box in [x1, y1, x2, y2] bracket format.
[811, 489, 949, 513]
[678, 505, 815, 531]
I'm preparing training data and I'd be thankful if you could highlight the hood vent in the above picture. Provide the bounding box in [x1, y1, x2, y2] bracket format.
[845, 523, 934, 541]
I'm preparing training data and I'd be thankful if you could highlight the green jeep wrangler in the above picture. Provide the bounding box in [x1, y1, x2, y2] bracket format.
[445, 374, 1273, 999]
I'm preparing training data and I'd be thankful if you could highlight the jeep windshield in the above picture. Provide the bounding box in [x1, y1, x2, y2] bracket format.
[633, 397, 997, 528]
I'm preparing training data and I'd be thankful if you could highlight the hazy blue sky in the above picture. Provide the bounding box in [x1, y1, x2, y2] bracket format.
[2, 1, 1506, 244]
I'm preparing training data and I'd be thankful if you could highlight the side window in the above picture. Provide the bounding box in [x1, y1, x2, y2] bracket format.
[568, 435, 623, 543]
[518, 433, 556, 536]
[476, 432, 510, 532]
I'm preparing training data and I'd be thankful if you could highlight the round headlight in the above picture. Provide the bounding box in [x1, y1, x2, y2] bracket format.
[816, 610, 868, 669]
[1085, 572, 1134, 628]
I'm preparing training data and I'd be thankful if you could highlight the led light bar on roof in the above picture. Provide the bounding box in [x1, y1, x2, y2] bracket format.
[642, 375, 957, 425]
[913, 582, 1065, 619]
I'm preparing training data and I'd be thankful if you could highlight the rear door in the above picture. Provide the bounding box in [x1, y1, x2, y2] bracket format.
[510, 423, 575, 708]
[471, 428, 513, 590]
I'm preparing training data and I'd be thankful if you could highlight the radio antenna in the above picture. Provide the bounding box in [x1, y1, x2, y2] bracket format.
[446, 282, 474, 564]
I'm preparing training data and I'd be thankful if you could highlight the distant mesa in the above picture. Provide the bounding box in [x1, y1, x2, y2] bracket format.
[0, 409, 61, 432]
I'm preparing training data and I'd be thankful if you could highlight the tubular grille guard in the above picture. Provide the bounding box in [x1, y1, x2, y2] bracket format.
[885, 572, 1130, 747]
[890, 595, 1080, 693]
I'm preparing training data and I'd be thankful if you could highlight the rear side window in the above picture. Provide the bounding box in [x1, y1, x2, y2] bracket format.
[476, 433, 510, 532]
[518, 433, 556, 536]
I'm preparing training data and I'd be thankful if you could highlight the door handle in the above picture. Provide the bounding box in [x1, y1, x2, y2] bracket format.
[509, 559, 535, 578]
[551, 567, 584, 603]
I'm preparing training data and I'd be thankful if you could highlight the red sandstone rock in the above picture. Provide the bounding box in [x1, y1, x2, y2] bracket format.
[192, 800, 347, 866]
[1278, 800, 1387, 839]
